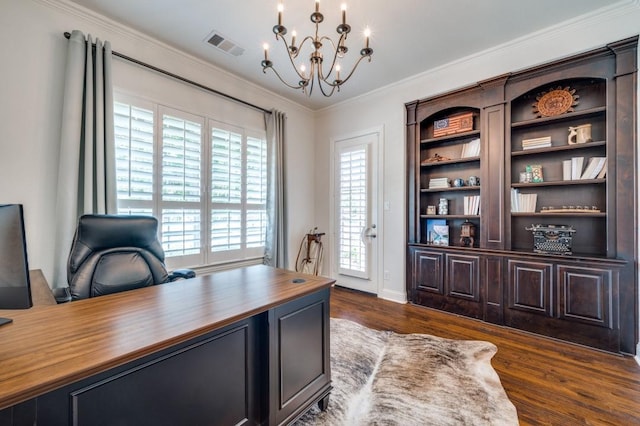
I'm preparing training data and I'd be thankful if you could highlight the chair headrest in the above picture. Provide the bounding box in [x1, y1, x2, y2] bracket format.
[73, 214, 165, 261]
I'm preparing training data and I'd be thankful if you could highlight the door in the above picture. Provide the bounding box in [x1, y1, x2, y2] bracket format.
[331, 130, 380, 294]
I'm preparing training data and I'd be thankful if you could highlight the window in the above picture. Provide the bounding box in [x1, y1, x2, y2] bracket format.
[114, 96, 267, 268]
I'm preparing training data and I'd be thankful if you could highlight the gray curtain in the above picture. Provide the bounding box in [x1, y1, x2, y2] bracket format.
[263, 110, 288, 269]
[53, 30, 116, 288]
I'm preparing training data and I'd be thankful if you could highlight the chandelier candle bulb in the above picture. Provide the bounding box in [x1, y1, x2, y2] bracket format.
[291, 30, 296, 47]
[263, 43, 269, 61]
[364, 28, 370, 48]
[277, 3, 283, 26]
[315, 0, 320, 13]
[341, 4, 346, 25]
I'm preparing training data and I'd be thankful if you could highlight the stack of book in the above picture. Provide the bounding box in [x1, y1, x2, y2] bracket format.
[460, 138, 481, 158]
[428, 177, 450, 189]
[511, 188, 537, 213]
[464, 195, 480, 215]
[522, 136, 552, 150]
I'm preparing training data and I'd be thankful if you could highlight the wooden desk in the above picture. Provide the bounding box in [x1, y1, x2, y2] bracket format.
[0, 265, 334, 425]
[28, 270, 56, 307]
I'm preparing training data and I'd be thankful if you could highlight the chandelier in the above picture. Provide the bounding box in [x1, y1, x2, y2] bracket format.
[261, 1, 373, 97]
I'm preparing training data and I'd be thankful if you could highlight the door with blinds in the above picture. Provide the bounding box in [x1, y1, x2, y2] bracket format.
[332, 131, 379, 294]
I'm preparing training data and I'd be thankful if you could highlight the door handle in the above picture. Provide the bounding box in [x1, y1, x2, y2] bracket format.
[361, 224, 377, 243]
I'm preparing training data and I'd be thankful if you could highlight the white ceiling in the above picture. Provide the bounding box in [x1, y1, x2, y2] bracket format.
[68, 0, 618, 110]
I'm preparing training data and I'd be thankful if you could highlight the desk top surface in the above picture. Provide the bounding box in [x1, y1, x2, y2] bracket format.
[0, 265, 334, 410]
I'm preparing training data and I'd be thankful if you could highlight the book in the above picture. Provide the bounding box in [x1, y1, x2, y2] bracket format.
[522, 136, 552, 150]
[510, 188, 537, 212]
[463, 195, 481, 215]
[562, 160, 572, 181]
[596, 158, 608, 179]
[571, 157, 584, 180]
[426, 219, 449, 246]
[461, 138, 480, 158]
[580, 157, 606, 180]
[428, 177, 450, 188]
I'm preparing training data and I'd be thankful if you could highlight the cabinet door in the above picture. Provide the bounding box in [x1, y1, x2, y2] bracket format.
[507, 259, 553, 316]
[445, 253, 480, 301]
[269, 289, 331, 426]
[412, 248, 444, 294]
[557, 265, 615, 328]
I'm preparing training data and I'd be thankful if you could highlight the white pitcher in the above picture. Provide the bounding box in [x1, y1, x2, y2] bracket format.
[567, 124, 592, 144]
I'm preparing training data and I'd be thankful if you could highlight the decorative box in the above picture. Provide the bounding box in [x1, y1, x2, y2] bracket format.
[433, 112, 474, 137]
[525, 224, 576, 255]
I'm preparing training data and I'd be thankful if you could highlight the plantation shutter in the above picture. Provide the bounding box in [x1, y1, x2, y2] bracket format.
[114, 95, 267, 268]
[114, 101, 154, 215]
[246, 136, 267, 248]
[338, 146, 368, 274]
[211, 127, 243, 252]
[160, 112, 203, 259]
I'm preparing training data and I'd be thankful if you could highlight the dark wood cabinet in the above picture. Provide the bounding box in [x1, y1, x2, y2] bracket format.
[406, 36, 637, 354]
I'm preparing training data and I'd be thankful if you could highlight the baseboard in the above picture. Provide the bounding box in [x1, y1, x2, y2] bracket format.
[377, 288, 407, 304]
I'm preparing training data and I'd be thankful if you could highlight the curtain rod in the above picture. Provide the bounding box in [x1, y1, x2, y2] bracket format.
[64, 32, 272, 115]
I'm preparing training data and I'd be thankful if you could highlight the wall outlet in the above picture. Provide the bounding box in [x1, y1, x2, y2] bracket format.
[383, 270, 390, 280]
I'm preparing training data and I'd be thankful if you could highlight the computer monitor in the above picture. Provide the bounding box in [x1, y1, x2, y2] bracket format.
[0, 204, 32, 320]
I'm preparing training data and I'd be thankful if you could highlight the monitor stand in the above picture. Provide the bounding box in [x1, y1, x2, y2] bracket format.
[0, 317, 13, 326]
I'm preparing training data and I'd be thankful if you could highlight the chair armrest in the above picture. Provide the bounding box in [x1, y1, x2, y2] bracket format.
[52, 287, 72, 304]
[168, 269, 196, 281]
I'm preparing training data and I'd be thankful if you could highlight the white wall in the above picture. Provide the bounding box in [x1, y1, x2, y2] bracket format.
[314, 1, 640, 303]
[0, 0, 317, 285]
[1, 0, 638, 304]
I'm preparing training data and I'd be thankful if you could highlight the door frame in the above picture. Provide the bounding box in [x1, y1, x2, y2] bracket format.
[329, 126, 384, 295]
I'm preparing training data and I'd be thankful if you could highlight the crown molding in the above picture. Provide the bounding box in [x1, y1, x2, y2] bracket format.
[35, 0, 313, 114]
[319, 0, 640, 114]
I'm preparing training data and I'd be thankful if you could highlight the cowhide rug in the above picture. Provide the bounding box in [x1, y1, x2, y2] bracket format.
[295, 318, 519, 426]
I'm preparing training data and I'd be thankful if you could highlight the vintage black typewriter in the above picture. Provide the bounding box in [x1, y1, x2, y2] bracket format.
[525, 224, 576, 255]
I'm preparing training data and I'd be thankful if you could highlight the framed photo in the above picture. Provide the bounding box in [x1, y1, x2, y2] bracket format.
[527, 164, 544, 182]
[426, 205, 437, 215]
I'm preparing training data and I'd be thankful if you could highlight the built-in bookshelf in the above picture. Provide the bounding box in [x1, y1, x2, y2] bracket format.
[405, 36, 638, 354]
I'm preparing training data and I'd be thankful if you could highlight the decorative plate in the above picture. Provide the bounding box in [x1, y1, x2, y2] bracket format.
[532, 86, 579, 117]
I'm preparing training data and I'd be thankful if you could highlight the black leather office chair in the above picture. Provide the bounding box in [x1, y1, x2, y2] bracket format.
[61, 214, 194, 301]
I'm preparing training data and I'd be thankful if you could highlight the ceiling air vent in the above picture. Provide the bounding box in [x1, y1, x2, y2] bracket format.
[205, 30, 245, 57]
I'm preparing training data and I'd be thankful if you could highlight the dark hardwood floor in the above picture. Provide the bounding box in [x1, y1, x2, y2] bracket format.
[330, 286, 640, 425]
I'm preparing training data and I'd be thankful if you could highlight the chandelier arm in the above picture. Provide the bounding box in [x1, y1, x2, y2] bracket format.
[318, 33, 347, 83]
[331, 54, 372, 86]
[317, 79, 338, 97]
[297, 35, 315, 49]
[263, 66, 304, 90]
[275, 32, 301, 65]
[318, 35, 338, 51]
[275, 35, 309, 82]
[305, 72, 315, 96]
